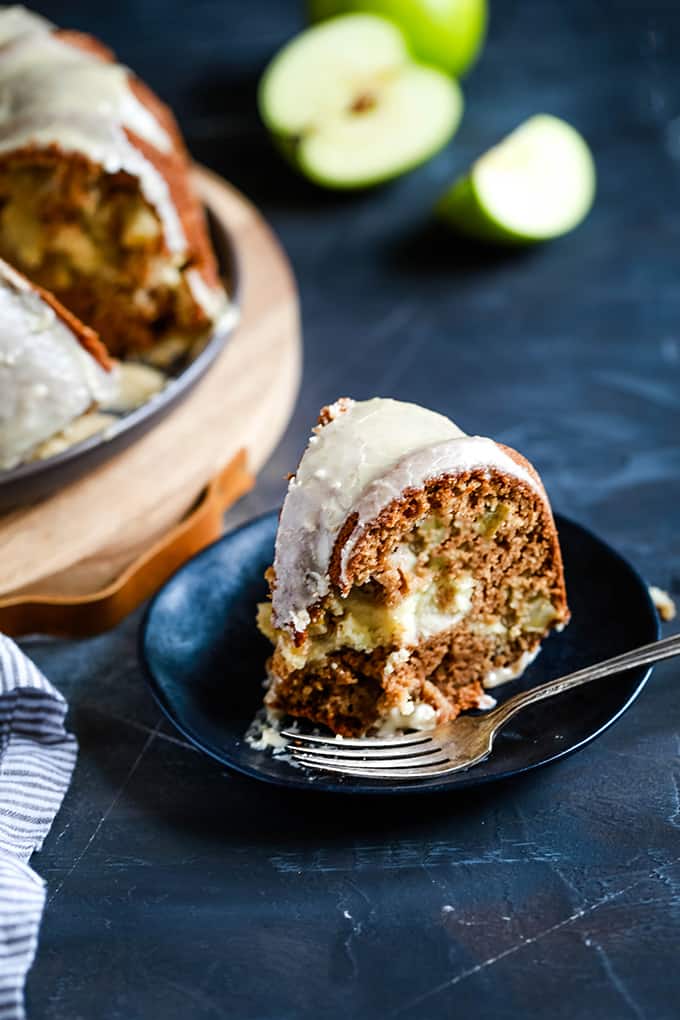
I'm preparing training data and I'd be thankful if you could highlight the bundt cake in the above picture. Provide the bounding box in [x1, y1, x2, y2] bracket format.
[0, 257, 117, 469]
[257, 397, 570, 737]
[0, 6, 227, 358]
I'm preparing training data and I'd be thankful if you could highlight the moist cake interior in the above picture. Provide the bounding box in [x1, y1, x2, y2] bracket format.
[259, 469, 568, 737]
[0, 155, 209, 358]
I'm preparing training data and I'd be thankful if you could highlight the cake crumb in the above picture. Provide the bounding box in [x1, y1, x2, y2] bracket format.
[316, 397, 354, 429]
[649, 586, 676, 622]
[245, 708, 289, 753]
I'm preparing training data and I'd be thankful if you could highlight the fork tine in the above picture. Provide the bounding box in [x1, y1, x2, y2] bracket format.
[292, 748, 449, 769]
[281, 728, 432, 749]
[298, 759, 459, 780]
[287, 739, 437, 761]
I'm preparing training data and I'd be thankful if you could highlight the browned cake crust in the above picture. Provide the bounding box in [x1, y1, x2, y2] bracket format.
[0, 257, 113, 371]
[31, 277, 113, 372]
[261, 454, 570, 737]
[0, 26, 222, 357]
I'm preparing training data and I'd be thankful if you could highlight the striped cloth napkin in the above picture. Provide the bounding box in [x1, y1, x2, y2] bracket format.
[0, 635, 77, 1020]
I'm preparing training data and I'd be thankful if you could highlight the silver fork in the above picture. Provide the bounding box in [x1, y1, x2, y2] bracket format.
[282, 632, 680, 780]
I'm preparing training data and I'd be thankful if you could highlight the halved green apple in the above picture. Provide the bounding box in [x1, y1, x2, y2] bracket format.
[258, 14, 463, 189]
[437, 114, 596, 243]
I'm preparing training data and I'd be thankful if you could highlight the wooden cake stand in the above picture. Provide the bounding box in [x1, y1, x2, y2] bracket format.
[0, 167, 301, 638]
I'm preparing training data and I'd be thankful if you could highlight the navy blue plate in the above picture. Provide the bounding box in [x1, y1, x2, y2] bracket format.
[140, 511, 659, 794]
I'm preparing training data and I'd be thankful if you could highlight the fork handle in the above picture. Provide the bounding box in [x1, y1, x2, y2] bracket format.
[490, 631, 680, 731]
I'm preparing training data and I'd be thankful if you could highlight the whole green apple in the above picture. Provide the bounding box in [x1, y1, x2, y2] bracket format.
[307, 0, 487, 77]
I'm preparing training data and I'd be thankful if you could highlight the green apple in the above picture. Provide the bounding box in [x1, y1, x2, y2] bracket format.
[258, 14, 463, 189]
[307, 0, 487, 78]
[437, 114, 596, 244]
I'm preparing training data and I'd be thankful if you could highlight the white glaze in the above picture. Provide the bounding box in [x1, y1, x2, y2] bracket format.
[271, 397, 546, 635]
[0, 3, 48, 43]
[0, 260, 116, 468]
[185, 267, 230, 323]
[376, 699, 437, 735]
[483, 646, 540, 688]
[102, 361, 166, 414]
[31, 409, 116, 460]
[0, 6, 186, 252]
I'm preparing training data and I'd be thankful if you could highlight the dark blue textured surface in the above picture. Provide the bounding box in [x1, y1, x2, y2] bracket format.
[21, 1, 680, 1017]
[140, 511, 658, 794]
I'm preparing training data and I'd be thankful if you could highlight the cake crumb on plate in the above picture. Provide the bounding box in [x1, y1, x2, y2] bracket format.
[649, 586, 676, 622]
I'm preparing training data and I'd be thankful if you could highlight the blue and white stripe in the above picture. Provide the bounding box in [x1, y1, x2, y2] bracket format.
[0, 636, 77, 1020]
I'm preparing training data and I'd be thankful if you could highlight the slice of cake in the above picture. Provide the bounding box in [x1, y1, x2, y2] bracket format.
[257, 397, 570, 737]
[0, 258, 117, 469]
[0, 6, 228, 358]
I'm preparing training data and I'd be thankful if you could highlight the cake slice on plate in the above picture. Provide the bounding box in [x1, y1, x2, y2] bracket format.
[0, 258, 117, 470]
[257, 397, 569, 737]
